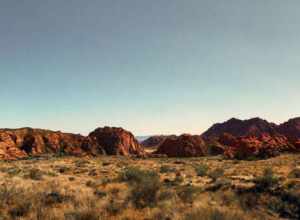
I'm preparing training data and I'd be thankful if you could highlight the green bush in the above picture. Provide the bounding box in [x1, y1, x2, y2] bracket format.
[26, 168, 44, 180]
[119, 166, 158, 183]
[176, 185, 201, 204]
[120, 167, 161, 208]
[194, 164, 209, 177]
[160, 165, 176, 173]
[254, 168, 279, 192]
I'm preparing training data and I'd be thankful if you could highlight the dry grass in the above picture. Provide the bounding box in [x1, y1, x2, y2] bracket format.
[0, 154, 299, 219]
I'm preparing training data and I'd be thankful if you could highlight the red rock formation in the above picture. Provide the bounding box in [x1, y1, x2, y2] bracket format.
[202, 117, 279, 139]
[155, 134, 207, 157]
[89, 127, 145, 156]
[141, 135, 176, 147]
[278, 117, 300, 141]
[202, 117, 300, 159]
[220, 133, 291, 159]
[0, 128, 95, 160]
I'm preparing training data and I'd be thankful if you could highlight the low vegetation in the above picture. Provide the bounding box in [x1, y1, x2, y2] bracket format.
[0, 154, 299, 219]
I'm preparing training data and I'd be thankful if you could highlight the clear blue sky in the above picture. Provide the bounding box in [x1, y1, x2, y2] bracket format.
[1, 1, 299, 135]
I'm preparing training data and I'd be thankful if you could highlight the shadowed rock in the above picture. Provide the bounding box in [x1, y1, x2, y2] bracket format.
[89, 127, 145, 156]
[141, 135, 176, 147]
[154, 134, 207, 157]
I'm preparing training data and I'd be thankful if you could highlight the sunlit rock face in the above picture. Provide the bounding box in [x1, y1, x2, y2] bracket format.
[89, 127, 146, 157]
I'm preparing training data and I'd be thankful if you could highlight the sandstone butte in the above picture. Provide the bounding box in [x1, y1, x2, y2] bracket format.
[0, 127, 145, 160]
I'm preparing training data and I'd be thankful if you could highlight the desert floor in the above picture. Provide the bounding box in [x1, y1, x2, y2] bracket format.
[0, 154, 300, 220]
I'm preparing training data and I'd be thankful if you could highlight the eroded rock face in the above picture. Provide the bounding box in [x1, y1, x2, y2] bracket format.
[202, 117, 300, 159]
[220, 133, 291, 159]
[88, 127, 145, 156]
[0, 128, 96, 160]
[155, 134, 207, 157]
[141, 135, 176, 147]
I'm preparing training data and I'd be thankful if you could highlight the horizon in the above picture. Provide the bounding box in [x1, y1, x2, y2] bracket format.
[1, 1, 300, 136]
[1, 115, 298, 137]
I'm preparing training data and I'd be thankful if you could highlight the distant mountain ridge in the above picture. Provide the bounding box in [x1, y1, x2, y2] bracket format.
[202, 117, 300, 140]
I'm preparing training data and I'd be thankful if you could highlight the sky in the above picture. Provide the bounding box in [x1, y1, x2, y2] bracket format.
[1, 1, 300, 136]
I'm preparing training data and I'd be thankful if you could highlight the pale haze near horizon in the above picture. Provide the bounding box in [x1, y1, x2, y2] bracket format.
[0, 1, 299, 136]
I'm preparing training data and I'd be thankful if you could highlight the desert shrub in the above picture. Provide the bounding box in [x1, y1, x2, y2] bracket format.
[56, 165, 71, 174]
[120, 167, 161, 208]
[194, 164, 209, 177]
[160, 165, 176, 173]
[65, 210, 100, 220]
[4, 167, 22, 177]
[0, 184, 26, 209]
[184, 207, 245, 220]
[74, 159, 90, 168]
[105, 199, 123, 215]
[101, 177, 112, 186]
[238, 193, 259, 211]
[176, 185, 201, 204]
[41, 191, 69, 206]
[130, 176, 161, 208]
[288, 168, 300, 178]
[274, 191, 300, 219]
[254, 168, 279, 192]
[94, 189, 107, 198]
[26, 168, 44, 180]
[86, 180, 96, 188]
[9, 200, 31, 219]
[221, 191, 237, 205]
[88, 169, 98, 176]
[119, 166, 158, 183]
[158, 189, 174, 201]
[208, 168, 224, 181]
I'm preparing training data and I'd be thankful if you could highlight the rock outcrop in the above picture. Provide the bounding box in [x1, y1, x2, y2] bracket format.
[202, 117, 300, 159]
[155, 134, 207, 157]
[88, 127, 145, 156]
[278, 117, 300, 141]
[141, 135, 176, 147]
[202, 117, 279, 139]
[0, 128, 95, 160]
[0, 126, 145, 160]
[219, 133, 292, 159]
